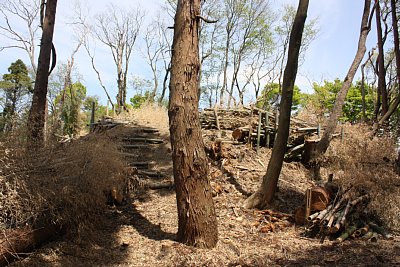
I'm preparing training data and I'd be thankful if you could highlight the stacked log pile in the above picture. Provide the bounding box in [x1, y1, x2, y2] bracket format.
[200, 107, 321, 156]
[296, 185, 391, 243]
[200, 107, 267, 130]
[91, 116, 130, 132]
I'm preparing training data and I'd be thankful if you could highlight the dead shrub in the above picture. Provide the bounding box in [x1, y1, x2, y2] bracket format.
[324, 123, 400, 233]
[0, 131, 130, 238]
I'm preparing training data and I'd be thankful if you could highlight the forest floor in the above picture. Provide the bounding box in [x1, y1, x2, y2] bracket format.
[8, 107, 400, 267]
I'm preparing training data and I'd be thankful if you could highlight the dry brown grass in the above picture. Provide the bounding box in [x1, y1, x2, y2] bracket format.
[0, 103, 170, 237]
[116, 103, 169, 134]
[324, 123, 400, 233]
[0, 132, 130, 237]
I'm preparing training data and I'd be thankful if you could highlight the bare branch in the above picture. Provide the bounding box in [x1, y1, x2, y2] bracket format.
[0, 0, 40, 73]
[196, 15, 218, 23]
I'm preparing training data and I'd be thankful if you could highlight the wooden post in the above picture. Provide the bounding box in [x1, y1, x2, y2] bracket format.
[247, 106, 254, 146]
[265, 111, 270, 147]
[214, 107, 220, 130]
[305, 188, 312, 220]
[106, 100, 109, 116]
[257, 112, 262, 154]
[90, 101, 95, 132]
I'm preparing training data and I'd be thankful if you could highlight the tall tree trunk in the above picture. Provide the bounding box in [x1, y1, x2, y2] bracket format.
[378, 0, 400, 123]
[314, 0, 372, 163]
[168, 0, 218, 248]
[243, 0, 309, 209]
[220, 32, 231, 107]
[278, 38, 289, 94]
[376, 0, 389, 116]
[374, 63, 382, 120]
[27, 0, 58, 146]
[361, 61, 367, 121]
[159, 64, 171, 105]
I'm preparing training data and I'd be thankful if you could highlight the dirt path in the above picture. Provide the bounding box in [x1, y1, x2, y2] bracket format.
[10, 122, 400, 267]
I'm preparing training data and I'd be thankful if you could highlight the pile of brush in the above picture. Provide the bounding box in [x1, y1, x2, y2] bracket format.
[300, 187, 391, 242]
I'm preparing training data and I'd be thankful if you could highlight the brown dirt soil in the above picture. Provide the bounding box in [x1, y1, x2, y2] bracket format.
[6, 107, 400, 267]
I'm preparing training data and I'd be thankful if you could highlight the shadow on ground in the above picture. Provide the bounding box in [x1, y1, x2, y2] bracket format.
[226, 238, 400, 266]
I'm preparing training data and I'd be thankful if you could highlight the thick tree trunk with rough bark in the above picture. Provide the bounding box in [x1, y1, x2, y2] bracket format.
[168, 0, 218, 248]
[243, 0, 309, 209]
[27, 0, 57, 146]
[314, 0, 372, 166]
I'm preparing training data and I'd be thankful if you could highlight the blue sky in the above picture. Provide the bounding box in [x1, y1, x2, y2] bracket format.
[0, 0, 377, 103]
[299, 0, 377, 91]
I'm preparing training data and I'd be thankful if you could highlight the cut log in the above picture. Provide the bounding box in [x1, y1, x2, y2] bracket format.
[310, 186, 331, 211]
[120, 152, 139, 158]
[0, 224, 61, 267]
[122, 137, 164, 144]
[138, 170, 164, 178]
[302, 139, 320, 165]
[362, 229, 374, 240]
[122, 144, 150, 149]
[145, 180, 174, 189]
[295, 207, 306, 225]
[307, 211, 320, 222]
[285, 143, 305, 161]
[232, 128, 247, 141]
[369, 222, 390, 238]
[315, 205, 332, 222]
[324, 197, 345, 227]
[292, 127, 319, 133]
[336, 225, 357, 242]
[127, 162, 150, 169]
[355, 225, 369, 237]
[140, 127, 159, 133]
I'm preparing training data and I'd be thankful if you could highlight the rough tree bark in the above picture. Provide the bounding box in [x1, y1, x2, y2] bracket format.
[313, 0, 373, 169]
[168, 0, 218, 248]
[27, 0, 58, 146]
[243, 0, 309, 209]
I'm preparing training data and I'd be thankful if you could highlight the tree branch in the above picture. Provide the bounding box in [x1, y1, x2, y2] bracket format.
[196, 15, 218, 24]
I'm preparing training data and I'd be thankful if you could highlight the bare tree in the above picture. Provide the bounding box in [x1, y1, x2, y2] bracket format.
[244, 35, 280, 104]
[378, 0, 400, 123]
[227, 0, 272, 108]
[0, 0, 40, 73]
[219, 0, 243, 107]
[93, 5, 144, 112]
[84, 40, 115, 110]
[169, 0, 218, 248]
[312, 0, 374, 178]
[244, 0, 309, 209]
[361, 48, 376, 121]
[199, 0, 222, 102]
[157, 17, 173, 105]
[275, 3, 319, 93]
[143, 17, 170, 102]
[27, 0, 58, 146]
[50, 18, 86, 136]
[375, 0, 389, 115]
